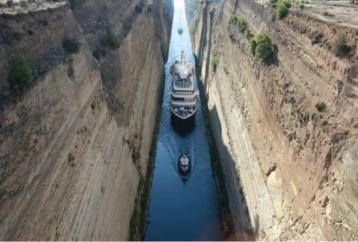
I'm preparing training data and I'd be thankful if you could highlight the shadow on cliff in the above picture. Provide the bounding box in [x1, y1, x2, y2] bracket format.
[207, 103, 257, 241]
[194, 1, 259, 240]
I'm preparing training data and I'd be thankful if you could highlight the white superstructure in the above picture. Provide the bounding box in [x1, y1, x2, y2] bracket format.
[170, 51, 198, 120]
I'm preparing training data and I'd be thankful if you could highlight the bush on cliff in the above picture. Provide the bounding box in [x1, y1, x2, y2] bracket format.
[212, 58, 218, 73]
[100, 28, 119, 49]
[250, 39, 257, 55]
[134, 4, 144, 14]
[276, 4, 289, 19]
[231, 16, 248, 33]
[276, 0, 291, 19]
[334, 35, 352, 58]
[252, 34, 274, 63]
[7, 54, 34, 89]
[309, 31, 324, 45]
[244, 28, 254, 41]
[62, 37, 81, 54]
[315, 101, 326, 112]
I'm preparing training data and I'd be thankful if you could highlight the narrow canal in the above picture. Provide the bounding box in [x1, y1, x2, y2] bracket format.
[144, 0, 225, 240]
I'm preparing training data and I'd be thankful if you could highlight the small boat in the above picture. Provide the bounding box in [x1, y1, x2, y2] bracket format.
[178, 154, 191, 178]
[178, 27, 183, 34]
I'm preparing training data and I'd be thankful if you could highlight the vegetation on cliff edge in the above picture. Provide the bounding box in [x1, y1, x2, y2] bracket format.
[212, 58, 219, 73]
[7, 54, 34, 89]
[62, 37, 81, 54]
[101, 28, 120, 49]
[244, 28, 254, 41]
[251, 34, 275, 63]
[231, 16, 248, 33]
[309, 31, 324, 45]
[276, 0, 291, 19]
[315, 101, 327, 112]
[333, 35, 352, 58]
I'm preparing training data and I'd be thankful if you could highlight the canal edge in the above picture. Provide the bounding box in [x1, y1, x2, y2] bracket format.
[195, 54, 236, 240]
[128, 64, 167, 241]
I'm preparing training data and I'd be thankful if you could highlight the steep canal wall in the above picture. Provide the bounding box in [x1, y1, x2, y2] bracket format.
[193, 0, 358, 240]
[0, 0, 168, 240]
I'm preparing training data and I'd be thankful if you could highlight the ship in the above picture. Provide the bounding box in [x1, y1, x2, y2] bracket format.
[178, 154, 191, 179]
[170, 51, 198, 120]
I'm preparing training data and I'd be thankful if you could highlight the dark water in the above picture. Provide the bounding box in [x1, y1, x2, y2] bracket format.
[144, 0, 224, 240]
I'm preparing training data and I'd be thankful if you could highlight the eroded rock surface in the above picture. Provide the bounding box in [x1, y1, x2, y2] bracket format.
[0, 0, 168, 240]
[193, 0, 358, 240]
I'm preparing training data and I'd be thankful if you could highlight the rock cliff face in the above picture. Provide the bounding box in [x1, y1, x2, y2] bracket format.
[193, 0, 358, 240]
[0, 0, 168, 240]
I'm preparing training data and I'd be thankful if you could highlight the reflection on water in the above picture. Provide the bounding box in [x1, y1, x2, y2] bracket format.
[144, 0, 224, 240]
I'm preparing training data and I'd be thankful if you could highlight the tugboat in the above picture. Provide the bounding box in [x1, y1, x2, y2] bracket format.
[178, 27, 183, 34]
[178, 154, 191, 179]
[170, 51, 199, 121]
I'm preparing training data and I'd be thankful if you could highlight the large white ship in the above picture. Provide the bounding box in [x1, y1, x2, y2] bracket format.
[170, 51, 199, 120]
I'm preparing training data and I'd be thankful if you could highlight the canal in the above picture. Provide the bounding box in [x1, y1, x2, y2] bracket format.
[144, 0, 225, 240]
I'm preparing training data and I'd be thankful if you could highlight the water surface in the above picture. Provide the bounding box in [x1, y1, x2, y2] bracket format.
[144, 0, 224, 240]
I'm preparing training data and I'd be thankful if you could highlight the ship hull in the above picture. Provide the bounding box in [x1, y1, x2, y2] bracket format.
[170, 111, 195, 134]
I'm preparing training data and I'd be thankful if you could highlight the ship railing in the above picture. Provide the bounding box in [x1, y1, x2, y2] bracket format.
[171, 100, 196, 106]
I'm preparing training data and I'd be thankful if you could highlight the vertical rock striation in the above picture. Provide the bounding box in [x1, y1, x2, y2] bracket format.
[0, 0, 168, 240]
[193, 0, 358, 240]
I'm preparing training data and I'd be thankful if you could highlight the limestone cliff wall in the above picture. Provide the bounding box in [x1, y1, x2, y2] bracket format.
[194, 0, 358, 240]
[0, 0, 168, 240]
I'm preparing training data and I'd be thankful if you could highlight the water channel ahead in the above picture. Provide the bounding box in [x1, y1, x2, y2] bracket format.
[144, 0, 224, 240]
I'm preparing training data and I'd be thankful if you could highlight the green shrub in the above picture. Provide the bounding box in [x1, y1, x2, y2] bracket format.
[315, 101, 326, 112]
[250, 39, 257, 55]
[93, 48, 106, 61]
[212, 58, 218, 73]
[230, 16, 237, 24]
[224, 66, 230, 75]
[232, 16, 248, 33]
[244, 28, 254, 41]
[8, 54, 34, 88]
[253, 34, 274, 63]
[269, 0, 278, 4]
[299, 3, 305, 9]
[276, 3, 289, 19]
[100, 28, 119, 49]
[68, 152, 75, 162]
[284, 0, 292, 8]
[62, 37, 81, 54]
[334, 35, 352, 58]
[309, 31, 324, 45]
[134, 4, 143, 13]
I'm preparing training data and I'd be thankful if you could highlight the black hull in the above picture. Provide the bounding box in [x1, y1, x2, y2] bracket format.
[178, 164, 191, 179]
[171, 112, 195, 135]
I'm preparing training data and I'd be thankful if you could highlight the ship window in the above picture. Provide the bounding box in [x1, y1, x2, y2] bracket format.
[172, 97, 185, 101]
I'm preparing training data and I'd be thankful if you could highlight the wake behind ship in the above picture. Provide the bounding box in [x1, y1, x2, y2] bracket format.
[170, 51, 199, 120]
